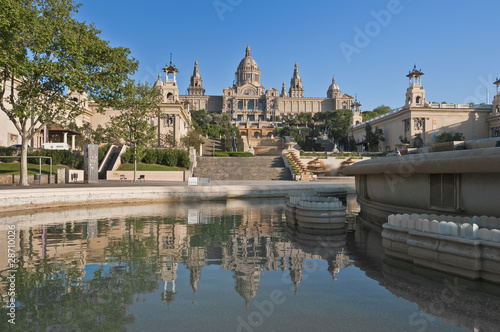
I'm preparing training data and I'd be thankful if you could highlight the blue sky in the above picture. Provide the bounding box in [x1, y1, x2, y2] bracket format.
[76, 0, 500, 112]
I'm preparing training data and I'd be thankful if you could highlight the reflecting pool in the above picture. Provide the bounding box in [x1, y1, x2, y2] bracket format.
[1, 199, 500, 331]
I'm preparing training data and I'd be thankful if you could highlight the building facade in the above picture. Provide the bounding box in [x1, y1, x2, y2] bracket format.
[179, 45, 354, 124]
[349, 67, 495, 152]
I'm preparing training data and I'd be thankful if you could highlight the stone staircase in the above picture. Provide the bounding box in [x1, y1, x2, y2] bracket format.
[194, 156, 293, 180]
[201, 138, 224, 156]
[249, 138, 283, 156]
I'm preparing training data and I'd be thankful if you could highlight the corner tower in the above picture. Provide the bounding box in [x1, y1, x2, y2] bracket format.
[188, 60, 205, 96]
[405, 65, 426, 108]
[289, 63, 304, 98]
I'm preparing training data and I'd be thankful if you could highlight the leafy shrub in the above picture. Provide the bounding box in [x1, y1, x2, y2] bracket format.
[143, 148, 158, 164]
[120, 148, 133, 164]
[176, 149, 190, 168]
[163, 148, 177, 166]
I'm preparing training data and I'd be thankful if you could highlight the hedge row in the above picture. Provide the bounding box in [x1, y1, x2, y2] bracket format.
[121, 147, 190, 168]
[27, 149, 84, 169]
[0, 147, 17, 163]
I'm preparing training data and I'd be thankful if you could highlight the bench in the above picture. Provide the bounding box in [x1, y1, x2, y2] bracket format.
[120, 174, 127, 181]
[138, 175, 145, 182]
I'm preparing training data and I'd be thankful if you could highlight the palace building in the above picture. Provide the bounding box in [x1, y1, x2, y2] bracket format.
[348, 66, 497, 152]
[180, 45, 354, 124]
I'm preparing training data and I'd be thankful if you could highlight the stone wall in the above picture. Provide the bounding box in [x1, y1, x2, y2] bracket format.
[106, 171, 186, 182]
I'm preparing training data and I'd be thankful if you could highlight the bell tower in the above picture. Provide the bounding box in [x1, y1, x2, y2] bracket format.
[350, 98, 363, 126]
[405, 65, 426, 108]
[158, 55, 180, 103]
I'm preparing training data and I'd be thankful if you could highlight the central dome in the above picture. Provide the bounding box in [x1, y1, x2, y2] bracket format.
[235, 45, 261, 87]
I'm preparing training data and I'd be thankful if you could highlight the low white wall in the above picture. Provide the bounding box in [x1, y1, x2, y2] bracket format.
[106, 171, 185, 182]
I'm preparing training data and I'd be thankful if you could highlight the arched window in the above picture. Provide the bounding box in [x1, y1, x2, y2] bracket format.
[227, 101, 231, 109]
[416, 96, 421, 104]
[167, 93, 173, 102]
[356, 121, 360, 125]
[496, 105, 499, 115]
[248, 101, 254, 110]
[258, 101, 263, 110]
[238, 101, 243, 110]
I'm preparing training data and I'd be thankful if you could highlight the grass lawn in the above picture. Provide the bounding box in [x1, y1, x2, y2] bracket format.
[117, 162, 186, 171]
[0, 162, 69, 174]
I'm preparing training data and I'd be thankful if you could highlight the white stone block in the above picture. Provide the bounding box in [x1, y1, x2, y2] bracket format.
[472, 216, 481, 228]
[401, 214, 409, 228]
[476, 215, 489, 228]
[421, 219, 430, 233]
[408, 218, 415, 230]
[429, 214, 439, 222]
[394, 214, 402, 227]
[439, 221, 449, 235]
[491, 229, 500, 242]
[416, 219, 421, 231]
[488, 217, 499, 230]
[430, 220, 440, 234]
[462, 223, 473, 239]
[448, 222, 459, 237]
[478, 228, 491, 241]
[472, 223, 479, 239]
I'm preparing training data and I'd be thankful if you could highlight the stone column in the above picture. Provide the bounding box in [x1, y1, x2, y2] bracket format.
[71, 135, 76, 150]
[63, 132, 68, 144]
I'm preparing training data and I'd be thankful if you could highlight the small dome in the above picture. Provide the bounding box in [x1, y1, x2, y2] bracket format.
[327, 76, 341, 98]
[328, 76, 340, 92]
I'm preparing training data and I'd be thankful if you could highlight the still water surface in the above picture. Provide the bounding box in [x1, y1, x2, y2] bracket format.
[1, 199, 500, 331]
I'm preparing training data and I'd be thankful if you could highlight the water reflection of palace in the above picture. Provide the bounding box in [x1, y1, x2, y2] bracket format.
[0, 201, 350, 309]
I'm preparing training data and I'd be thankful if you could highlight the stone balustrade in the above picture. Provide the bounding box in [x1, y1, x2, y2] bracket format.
[382, 213, 500, 284]
[288, 195, 341, 206]
[387, 213, 500, 242]
[298, 200, 343, 209]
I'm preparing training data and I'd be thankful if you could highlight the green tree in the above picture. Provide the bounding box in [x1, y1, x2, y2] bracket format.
[362, 105, 391, 122]
[0, 0, 137, 185]
[365, 123, 385, 152]
[181, 129, 205, 154]
[107, 82, 161, 181]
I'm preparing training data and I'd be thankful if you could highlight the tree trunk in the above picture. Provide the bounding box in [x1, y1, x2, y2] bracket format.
[133, 144, 137, 182]
[19, 136, 29, 186]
